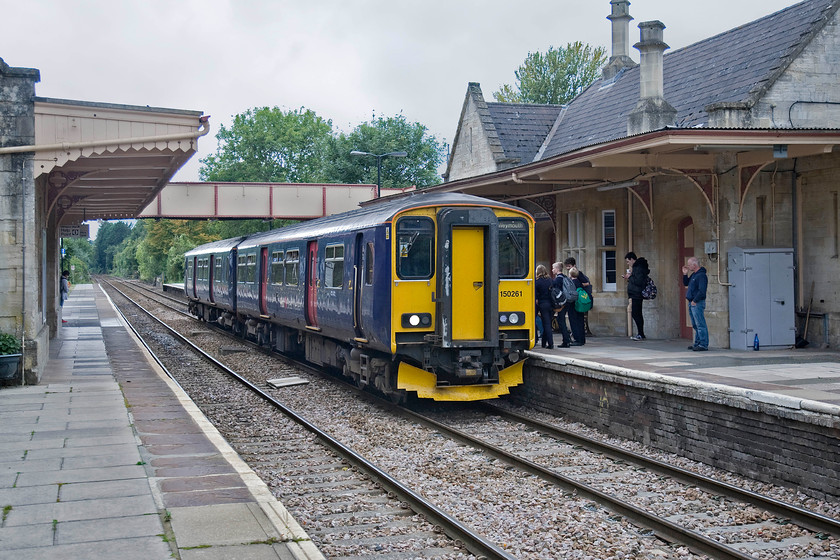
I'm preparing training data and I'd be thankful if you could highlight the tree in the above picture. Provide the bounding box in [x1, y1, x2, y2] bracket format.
[494, 41, 607, 105]
[326, 114, 445, 189]
[199, 107, 333, 183]
[93, 221, 132, 273]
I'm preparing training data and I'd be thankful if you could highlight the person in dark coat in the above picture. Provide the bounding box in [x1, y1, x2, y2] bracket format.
[564, 257, 590, 345]
[623, 252, 649, 340]
[551, 262, 571, 348]
[535, 264, 554, 349]
[682, 256, 709, 351]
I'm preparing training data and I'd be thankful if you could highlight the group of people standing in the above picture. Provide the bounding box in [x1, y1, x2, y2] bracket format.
[535, 257, 591, 349]
[535, 252, 709, 350]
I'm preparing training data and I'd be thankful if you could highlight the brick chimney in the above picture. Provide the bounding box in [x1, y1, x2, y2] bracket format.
[602, 0, 637, 80]
[627, 21, 677, 135]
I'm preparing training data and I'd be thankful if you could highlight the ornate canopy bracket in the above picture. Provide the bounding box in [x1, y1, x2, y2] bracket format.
[667, 168, 716, 220]
[738, 163, 769, 223]
[629, 180, 654, 230]
[47, 170, 95, 225]
[530, 194, 557, 225]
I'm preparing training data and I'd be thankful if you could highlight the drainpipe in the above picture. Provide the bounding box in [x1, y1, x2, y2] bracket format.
[20, 167, 26, 386]
[0, 117, 210, 155]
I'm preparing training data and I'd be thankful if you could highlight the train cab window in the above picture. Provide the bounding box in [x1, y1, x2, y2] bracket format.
[396, 216, 434, 279]
[270, 251, 284, 285]
[365, 242, 375, 285]
[325, 244, 344, 289]
[284, 250, 299, 286]
[498, 218, 529, 279]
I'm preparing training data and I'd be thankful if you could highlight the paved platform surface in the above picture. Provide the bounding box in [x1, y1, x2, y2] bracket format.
[530, 331, 840, 414]
[0, 284, 324, 560]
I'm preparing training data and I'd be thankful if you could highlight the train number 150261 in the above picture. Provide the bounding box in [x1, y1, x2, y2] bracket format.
[500, 290, 523, 298]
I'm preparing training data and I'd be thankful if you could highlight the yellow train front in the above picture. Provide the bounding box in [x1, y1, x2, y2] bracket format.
[388, 196, 535, 401]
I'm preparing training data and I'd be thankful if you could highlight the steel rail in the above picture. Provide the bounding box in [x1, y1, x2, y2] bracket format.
[101, 279, 515, 560]
[393, 404, 756, 560]
[479, 402, 840, 538]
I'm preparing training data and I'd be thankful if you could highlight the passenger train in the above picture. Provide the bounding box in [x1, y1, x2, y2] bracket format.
[184, 192, 535, 401]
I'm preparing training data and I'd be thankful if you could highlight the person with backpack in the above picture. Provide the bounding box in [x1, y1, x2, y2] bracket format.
[567, 267, 589, 346]
[535, 264, 554, 349]
[550, 262, 573, 348]
[623, 252, 649, 340]
[564, 257, 592, 343]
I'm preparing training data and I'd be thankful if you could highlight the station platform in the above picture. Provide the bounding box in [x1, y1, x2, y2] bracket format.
[530, 331, 840, 414]
[0, 284, 324, 560]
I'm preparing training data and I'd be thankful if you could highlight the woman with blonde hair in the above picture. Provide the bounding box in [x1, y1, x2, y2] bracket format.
[535, 264, 554, 349]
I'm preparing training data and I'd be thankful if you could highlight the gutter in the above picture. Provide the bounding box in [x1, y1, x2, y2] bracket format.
[0, 116, 210, 155]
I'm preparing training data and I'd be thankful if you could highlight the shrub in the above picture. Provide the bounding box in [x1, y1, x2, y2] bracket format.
[0, 332, 22, 355]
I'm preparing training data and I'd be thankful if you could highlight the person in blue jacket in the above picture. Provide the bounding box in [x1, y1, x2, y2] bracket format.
[682, 256, 708, 351]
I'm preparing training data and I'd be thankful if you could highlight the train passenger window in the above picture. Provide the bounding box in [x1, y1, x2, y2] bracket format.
[325, 244, 344, 289]
[270, 251, 284, 285]
[237, 256, 246, 283]
[396, 217, 434, 279]
[284, 250, 299, 286]
[214, 257, 224, 283]
[365, 242, 374, 285]
[498, 218, 529, 279]
[246, 254, 256, 283]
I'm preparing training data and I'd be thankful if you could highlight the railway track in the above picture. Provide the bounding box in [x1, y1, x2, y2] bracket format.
[102, 277, 840, 559]
[102, 278, 503, 559]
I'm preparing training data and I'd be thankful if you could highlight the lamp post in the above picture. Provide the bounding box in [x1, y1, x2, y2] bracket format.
[349, 150, 407, 198]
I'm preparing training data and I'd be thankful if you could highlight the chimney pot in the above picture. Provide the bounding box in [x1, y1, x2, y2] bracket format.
[603, 0, 637, 80]
[627, 20, 677, 135]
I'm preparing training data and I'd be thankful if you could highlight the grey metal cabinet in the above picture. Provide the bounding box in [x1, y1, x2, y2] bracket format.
[727, 247, 795, 349]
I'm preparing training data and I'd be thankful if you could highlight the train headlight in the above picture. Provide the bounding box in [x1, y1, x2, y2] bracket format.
[401, 313, 432, 328]
[499, 312, 525, 326]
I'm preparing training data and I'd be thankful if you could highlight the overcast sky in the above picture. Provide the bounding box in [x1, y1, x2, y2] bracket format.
[3, 0, 798, 182]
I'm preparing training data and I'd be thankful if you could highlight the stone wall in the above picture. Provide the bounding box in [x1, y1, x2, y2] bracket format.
[513, 357, 840, 500]
[0, 59, 43, 384]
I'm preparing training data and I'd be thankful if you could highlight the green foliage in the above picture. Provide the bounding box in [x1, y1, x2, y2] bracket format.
[93, 221, 132, 273]
[494, 41, 607, 105]
[199, 106, 333, 183]
[60, 237, 94, 283]
[326, 114, 444, 189]
[0, 332, 22, 355]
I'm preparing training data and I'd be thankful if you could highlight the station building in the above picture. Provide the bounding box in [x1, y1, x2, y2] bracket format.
[438, 0, 840, 350]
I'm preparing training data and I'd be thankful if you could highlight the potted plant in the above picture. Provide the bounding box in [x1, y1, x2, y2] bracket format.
[0, 331, 22, 380]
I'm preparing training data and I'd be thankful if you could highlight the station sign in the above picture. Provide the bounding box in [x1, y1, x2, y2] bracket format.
[59, 224, 90, 238]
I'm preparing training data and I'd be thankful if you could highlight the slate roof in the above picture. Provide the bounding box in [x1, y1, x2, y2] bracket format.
[541, 0, 839, 159]
[486, 102, 563, 164]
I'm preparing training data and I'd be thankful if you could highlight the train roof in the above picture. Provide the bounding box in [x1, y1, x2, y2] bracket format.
[184, 236, 248, 258]
[235, 192, 531, 250]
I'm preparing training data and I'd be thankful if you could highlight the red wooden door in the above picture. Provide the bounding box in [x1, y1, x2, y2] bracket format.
[678, 217, 694, 339]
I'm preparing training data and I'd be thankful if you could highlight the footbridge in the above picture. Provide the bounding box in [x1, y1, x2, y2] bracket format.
[138, 182, 415, 220]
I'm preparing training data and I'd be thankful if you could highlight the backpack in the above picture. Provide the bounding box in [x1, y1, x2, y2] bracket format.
[574, 287, 593, 312]
[550, 285, 566, 308]
[642, 277, 657, 300]
[551, 275, 577, 308]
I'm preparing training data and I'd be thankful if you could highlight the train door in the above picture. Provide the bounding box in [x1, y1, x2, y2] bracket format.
[352, 233, 365, 340]
[306, 241, 319, 327]
[259, 247, 268, 316]
[191, 256, 197, 298]
[437, 208, 499, 345]
[452, 227, 485, 339]
[209, 254, 216, 304]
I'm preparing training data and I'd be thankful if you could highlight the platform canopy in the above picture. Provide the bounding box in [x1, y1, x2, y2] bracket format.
[0, 97, 208, 226]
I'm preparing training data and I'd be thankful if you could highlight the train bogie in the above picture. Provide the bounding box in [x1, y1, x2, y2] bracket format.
[184, 193, 535, 402]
